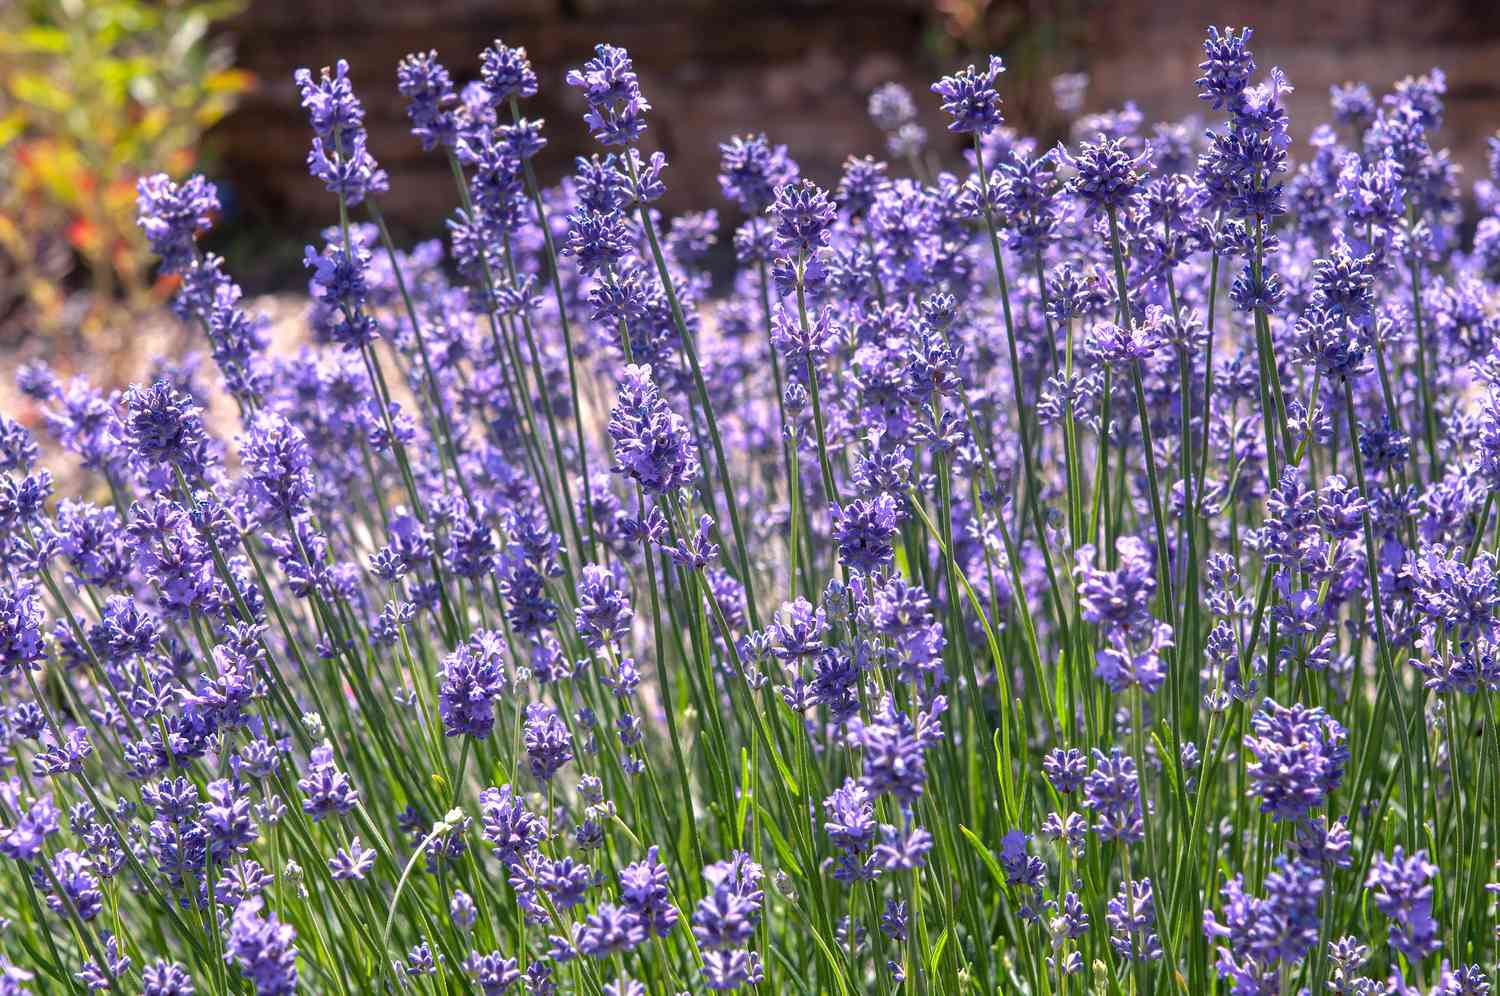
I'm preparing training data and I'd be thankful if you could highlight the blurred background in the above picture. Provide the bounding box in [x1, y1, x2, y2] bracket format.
[4, 0, 1500, 374]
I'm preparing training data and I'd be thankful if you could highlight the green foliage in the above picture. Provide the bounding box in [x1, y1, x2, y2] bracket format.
[0, 0, 249, 337]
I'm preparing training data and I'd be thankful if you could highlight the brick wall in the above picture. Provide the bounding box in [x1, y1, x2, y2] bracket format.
[211, 0, 935, 239]
[1079, 1, 1500, 186]
[211, 0, 1500, 242]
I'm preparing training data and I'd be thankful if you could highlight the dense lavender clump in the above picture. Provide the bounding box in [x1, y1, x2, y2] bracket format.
[2, 22, 1498, 996]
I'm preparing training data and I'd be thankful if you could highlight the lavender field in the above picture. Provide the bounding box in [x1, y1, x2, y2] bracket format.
[2, 23, 1498, 996]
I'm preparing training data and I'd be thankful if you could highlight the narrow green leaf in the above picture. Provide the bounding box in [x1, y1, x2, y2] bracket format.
[959, 824, 1007, 891]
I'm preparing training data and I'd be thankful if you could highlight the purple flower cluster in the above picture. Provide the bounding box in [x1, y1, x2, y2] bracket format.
[5, 22, 1500, 996]
[294, 59, 388, 206]
[1245, 699, 1349, 822]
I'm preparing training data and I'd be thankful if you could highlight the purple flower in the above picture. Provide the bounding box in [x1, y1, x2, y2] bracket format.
[574, 152, 629, 213]
[240, 412, 314, 520]
[1195, 26, 1255, 110]
[1050, 891, 1090, 945]
[438, 630, 510, 739]
[450, 889, 477, 930]
[732, 217, 776, 265]
[76, 932, 130, 991]
[662, 513, 719, 571]
[619, 845, 679, 937]
[464, 951, 521, 995]
[16, 358, 58, 401]
[0, 470, 50, 537]
[1331, 82, 1376, 129]
[771, 304, 836, 363]
[498, 560, 559, 636]
[589, 265, 650, 325]
[1432, 962, 1491, 995]
[141, 959, 195, 995]
[1090, 315, 1162, 369]
[45, 376, 127, 473]
[523, 703, 573, 782]
[501, 116, 547, 162]
[294, 59, 362, 146]
[837, 155, 890, 220]
[1357, 417, 1410, 477]
[846, 695, 946, 806]
[15, 31, 1500, 993]
[832, 495, 902, 574]
[822, 778, 876, 882]
[0, 584, 46, 677]
[1311, 246, 1377, 326]
[770, 178, 837, 258]
[1244, 699, 1348, 823]
[203, 778, 257, 861]
[35, 849, 101, 921]
[768, 600, 828, 660]
[538, 856, 594, 910]
[303, 242, 379, 351]
[200, 283, 270, 400]
[869, 82, 917, 131]
[1043, 748, 1087, 794]
[701, 949, 764, 991]
[1094, 621, 1173, 696]
[874, 824, 934, 872]
[478, 784, 543, 868]
[1106, 878, 1162, 962]
[1293, 305, 1370, 380]
[226, 898, 298, 995]
[999, 829, 1046, 890]
[328, 836, 375, 881]
[562, 208, 632, 277]
[0, 795, 59, 862]
[1199, 56, 1294, 220]
[136, 173, 219, 273]
[693, 851, 764, 950]
[1294, 816, 1353, 870]
[294, 60, 387, 206]
[880, 899, 909, 942]
[930, 56, 1006, 134]
[1204, 859, 1323, 990]
[397, 51, 458, 151]
[622, 147, 666, 203]
[576, 902, 647, 957]
[0, 414, 38, 474]
[1367, 848, 1442, 963]
[1083, 748, 1143, 843]
[690, 852, 765, 990]
[405, 942, 436, 977]
[1074, 536, 1156, 637]
[297, 743, 358, 821]
[1058, 135, 1149, 216]
[481, 41, 539, 104]
[455, 128, 523, 218]
[1230, 264, 1278, 315]
[124, 379, 207, 475]
[446, 509, 496, 580]
[718, 134, 798, 214]
[608, 364, 699, 495]
[666, 209, 719, 266]
[566, 44, 650, 147]
[807, 646, 861, 721]
[864, 575, 945, 681]
[1406, 545, 1500, 640]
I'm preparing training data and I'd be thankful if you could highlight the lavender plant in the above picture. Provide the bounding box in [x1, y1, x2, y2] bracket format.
[2, 25, 1499, 996]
